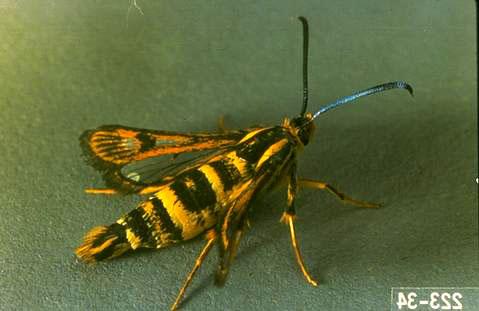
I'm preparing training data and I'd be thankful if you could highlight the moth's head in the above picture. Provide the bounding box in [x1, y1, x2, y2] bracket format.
[290, 112, 315, 146]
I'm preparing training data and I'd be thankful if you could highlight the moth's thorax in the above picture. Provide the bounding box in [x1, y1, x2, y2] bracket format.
[282, 112, 315, 146]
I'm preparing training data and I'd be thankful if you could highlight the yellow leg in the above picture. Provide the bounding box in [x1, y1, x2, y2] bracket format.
[281, 212, 318, 287]
[86, 186, 165, 196]
[215, 217, 246, 286]
[282, 162, 317, 285]
[85, 188, 118, 195]
[298, 178, 380, 208]
[171, 231, 217, 311]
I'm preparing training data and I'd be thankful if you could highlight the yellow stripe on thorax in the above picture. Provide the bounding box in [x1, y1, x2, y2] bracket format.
[255, 138, 289, 170]
[238, 128, 270, 143]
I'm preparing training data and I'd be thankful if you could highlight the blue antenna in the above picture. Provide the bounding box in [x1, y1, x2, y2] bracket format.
[312, 81, 413, 120]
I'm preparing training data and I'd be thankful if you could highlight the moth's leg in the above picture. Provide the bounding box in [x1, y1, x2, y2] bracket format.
[171, 230, 217, 311]
[298, 178, 380, 208]
[215, 176, 260, 286]
[281, 163, 318, 286]
[214, 214, 248, 287]
[85, 185, 163, 196]
[85, 188, 119, 195]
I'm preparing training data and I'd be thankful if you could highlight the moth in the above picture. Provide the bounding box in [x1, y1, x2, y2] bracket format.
[76, 17, 413, 310]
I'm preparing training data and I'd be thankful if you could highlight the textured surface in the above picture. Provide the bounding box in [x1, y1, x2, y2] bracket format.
[0, 1, 477, 310]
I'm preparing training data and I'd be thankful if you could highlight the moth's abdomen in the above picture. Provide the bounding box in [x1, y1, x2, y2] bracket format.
[134, 154, 247, 245]
[76, 163, 237, 262]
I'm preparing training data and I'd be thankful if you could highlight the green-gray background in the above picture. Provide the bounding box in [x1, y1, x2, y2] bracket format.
[0, 1, 477, 310]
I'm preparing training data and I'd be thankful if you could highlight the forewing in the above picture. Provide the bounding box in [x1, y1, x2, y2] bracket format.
[120, 150, 217, 184]
[80, 125, 248, 193]
[81, 125, 247, 168]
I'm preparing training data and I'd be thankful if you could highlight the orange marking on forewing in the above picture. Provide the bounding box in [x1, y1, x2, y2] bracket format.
[117, 128, 138, 138]
[151, 134, 191, 144]
[90, 129, 240, 163]
[133, 139, 230, 161]
[134, 145, 197, 161]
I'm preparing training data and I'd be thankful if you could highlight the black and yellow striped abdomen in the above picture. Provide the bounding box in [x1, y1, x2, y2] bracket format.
[76, 127, 297, 262]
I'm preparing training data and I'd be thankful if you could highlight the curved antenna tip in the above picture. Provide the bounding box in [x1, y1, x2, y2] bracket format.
[311, 80, 415, 120]
[397, 81, 414, 97]
[406, 83, 414, 97]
